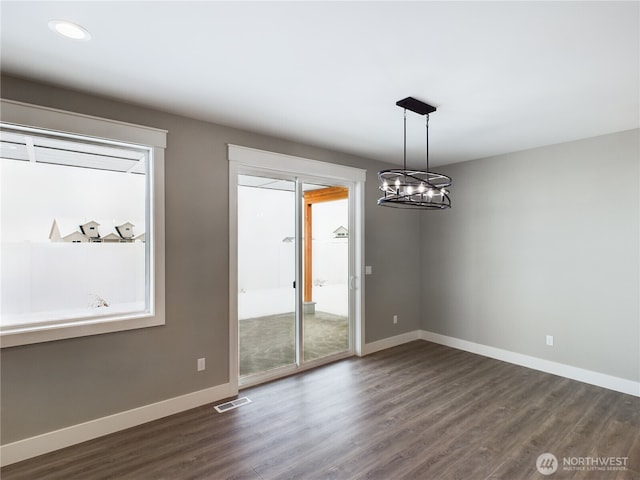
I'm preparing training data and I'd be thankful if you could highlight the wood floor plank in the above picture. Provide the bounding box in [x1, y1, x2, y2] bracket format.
[2, 341, 638, 480]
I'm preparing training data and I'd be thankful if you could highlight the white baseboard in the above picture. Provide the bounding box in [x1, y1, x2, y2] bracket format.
[420, 330, 640, 397]
[0, 382, 235, 467]
[361, 330, 422, 356]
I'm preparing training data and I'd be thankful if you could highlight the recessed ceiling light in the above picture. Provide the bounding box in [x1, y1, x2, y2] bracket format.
[48, 20, 91, 41]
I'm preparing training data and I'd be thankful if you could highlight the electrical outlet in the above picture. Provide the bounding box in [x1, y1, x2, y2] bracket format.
[365, 266, 373, 275]
[197, 357, 206, 371]
[546, 335, 554, 346]
[393, 315, 398, 325]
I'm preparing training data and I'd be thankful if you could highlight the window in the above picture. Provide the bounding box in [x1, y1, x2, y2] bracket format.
[0, 100, 166, 347]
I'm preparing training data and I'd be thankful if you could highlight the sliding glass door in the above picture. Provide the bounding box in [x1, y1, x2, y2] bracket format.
[301, 183, 350, 362]
[237, 173, 353, 384]
[237, 175, 297, 377]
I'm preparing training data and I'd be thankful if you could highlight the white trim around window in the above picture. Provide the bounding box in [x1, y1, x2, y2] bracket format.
[0, 99, 167, 347]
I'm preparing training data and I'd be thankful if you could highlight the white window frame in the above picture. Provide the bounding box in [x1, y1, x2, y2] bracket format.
[0, 99, 166, 347]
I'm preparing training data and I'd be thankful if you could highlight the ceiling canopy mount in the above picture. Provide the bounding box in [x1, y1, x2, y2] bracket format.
[395, 96, 436, 116]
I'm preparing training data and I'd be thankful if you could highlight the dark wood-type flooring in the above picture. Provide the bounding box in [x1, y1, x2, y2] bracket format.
[3, 341, 639, 479]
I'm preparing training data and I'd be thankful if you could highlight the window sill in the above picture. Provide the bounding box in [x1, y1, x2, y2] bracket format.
[0, 310, 165, 348]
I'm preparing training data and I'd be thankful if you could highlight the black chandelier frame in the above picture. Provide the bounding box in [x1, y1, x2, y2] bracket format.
[378, 97, 452, 209]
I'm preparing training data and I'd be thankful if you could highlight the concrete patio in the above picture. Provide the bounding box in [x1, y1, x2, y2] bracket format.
[239, 311, 349, 377]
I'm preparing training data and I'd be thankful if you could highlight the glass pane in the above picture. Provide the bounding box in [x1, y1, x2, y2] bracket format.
[1, 129, 149, 329]
[302, 183, 350, 362]
[238, 175, 296, 377]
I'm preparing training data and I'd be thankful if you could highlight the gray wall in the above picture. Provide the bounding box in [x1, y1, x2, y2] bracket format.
[421, 129, 640, 382]
[0, 75, 422, 443]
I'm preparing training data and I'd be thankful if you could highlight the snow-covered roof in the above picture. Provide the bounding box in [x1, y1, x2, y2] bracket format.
[49, 218, 145, 239]
[50, 218, 83, 239]
[102, 232, 122, 240]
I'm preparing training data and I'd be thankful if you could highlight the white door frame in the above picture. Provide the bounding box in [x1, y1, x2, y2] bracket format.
[228, 144, 366, 393]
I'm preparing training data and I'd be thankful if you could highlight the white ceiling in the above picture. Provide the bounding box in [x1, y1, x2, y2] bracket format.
[1, 1, 638, 167]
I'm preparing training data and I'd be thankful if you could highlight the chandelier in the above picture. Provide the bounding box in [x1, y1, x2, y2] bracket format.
[378, 97, 452, 209]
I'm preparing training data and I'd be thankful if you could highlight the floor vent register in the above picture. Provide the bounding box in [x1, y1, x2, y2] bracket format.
[214, 396, 252, 413]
